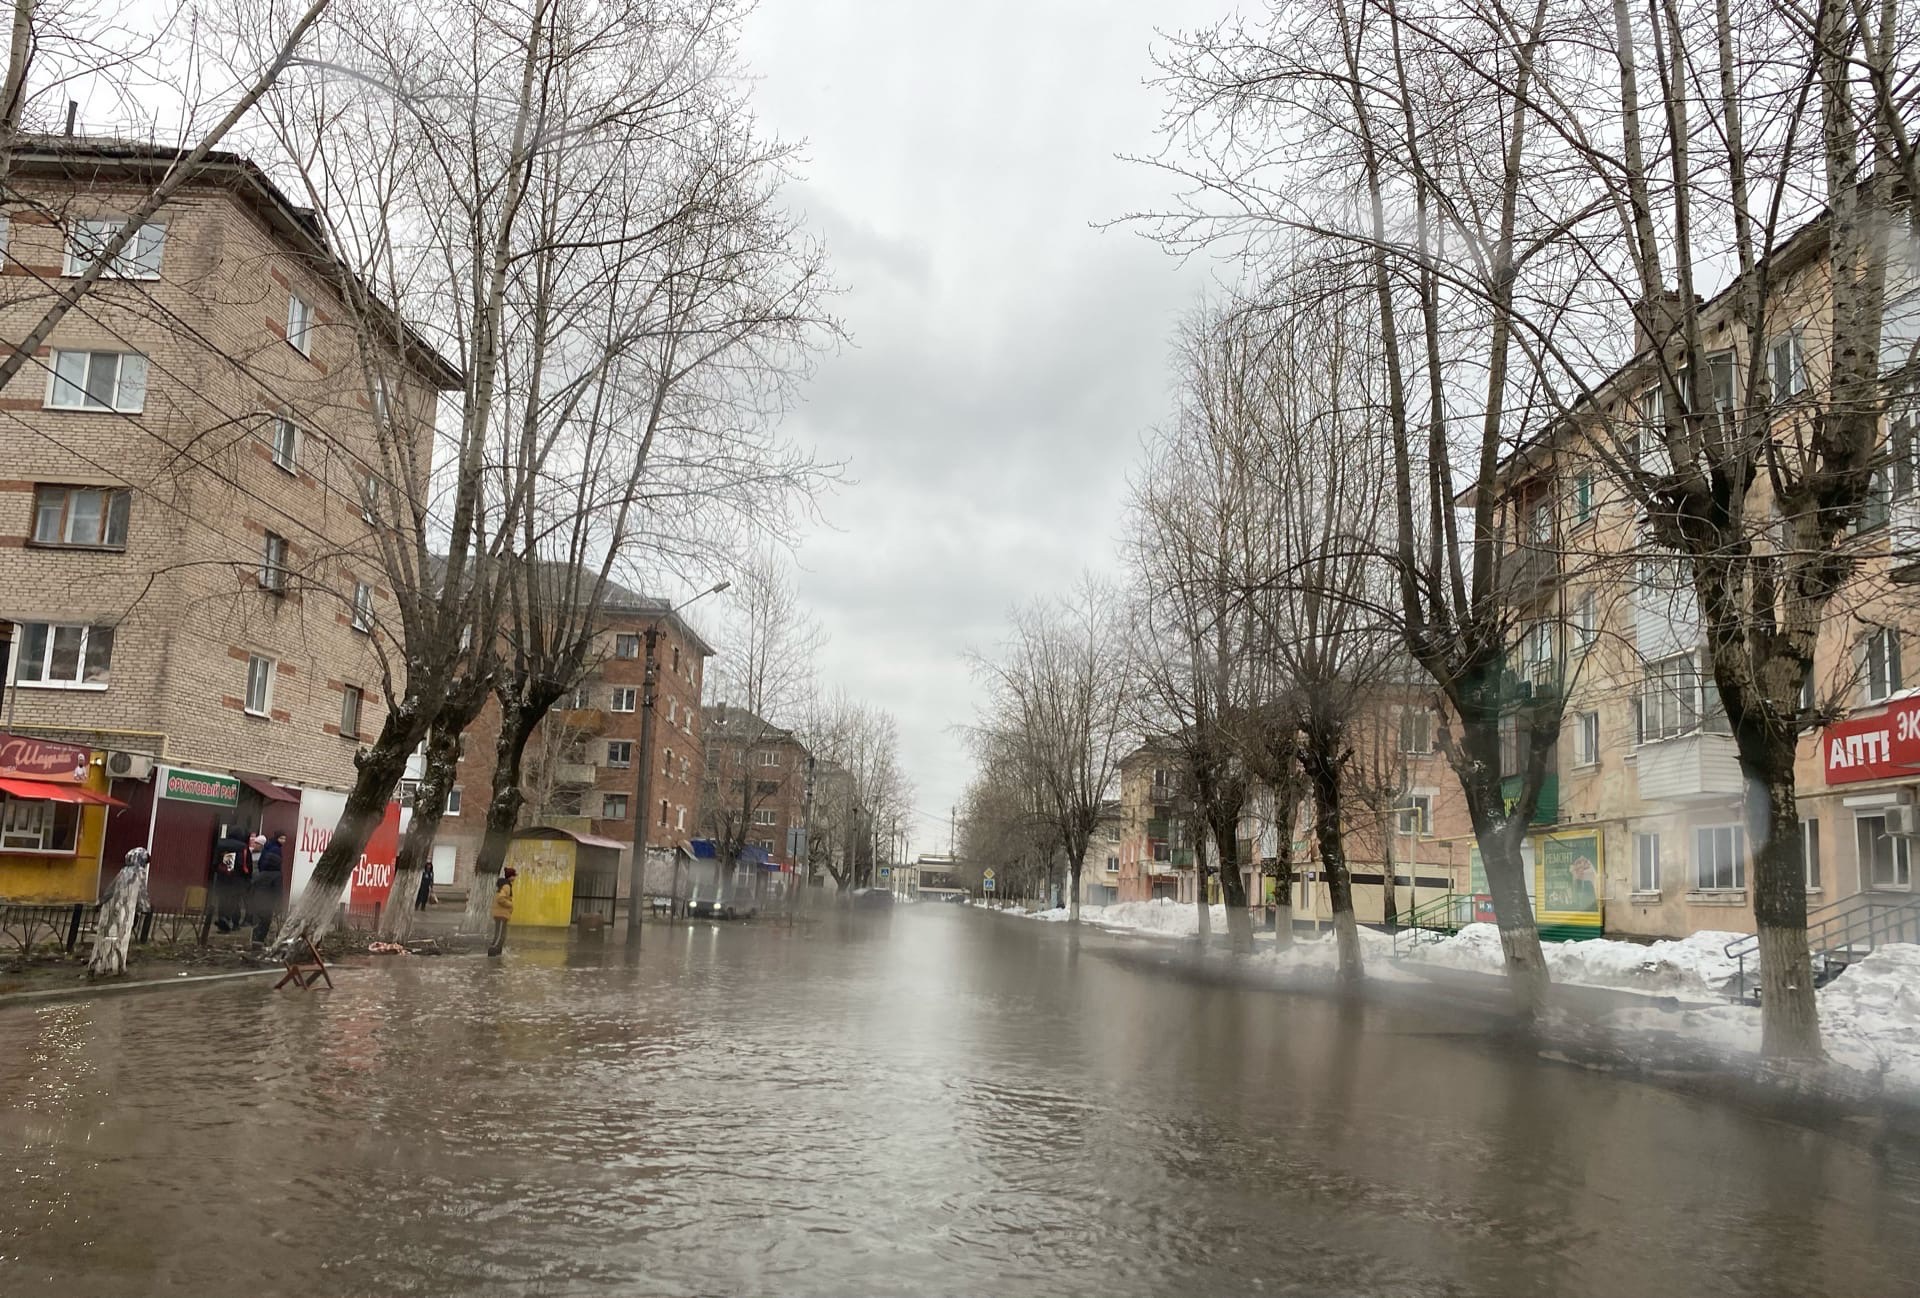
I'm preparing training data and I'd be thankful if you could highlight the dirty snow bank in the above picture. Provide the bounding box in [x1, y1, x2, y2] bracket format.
[1601, 944, 1920, 1096]
[1030, 899, 1228, 938]
[1403, 923, 1746, 999]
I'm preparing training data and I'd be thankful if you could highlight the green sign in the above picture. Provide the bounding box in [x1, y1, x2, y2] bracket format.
[159, 766, 239, 807]
[1539, 832, 1602, 919]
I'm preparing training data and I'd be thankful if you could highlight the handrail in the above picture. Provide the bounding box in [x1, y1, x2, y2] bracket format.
[1722, 890, 1920, 1002]
[1393, 891, 1465, 957]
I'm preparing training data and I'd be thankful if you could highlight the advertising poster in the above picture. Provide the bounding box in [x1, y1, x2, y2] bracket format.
[1537, 830, 1604, 930]
[290, 789, 347, 903]
[292, 792, 403, 912]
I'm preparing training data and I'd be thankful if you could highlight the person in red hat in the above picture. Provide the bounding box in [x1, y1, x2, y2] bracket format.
[488, 866, 517, 957]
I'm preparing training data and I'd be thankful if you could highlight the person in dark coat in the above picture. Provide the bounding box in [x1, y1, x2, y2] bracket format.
[210, 829, 253, 932]
[248, 831, 287, 943]
[414, 859, 435, 910]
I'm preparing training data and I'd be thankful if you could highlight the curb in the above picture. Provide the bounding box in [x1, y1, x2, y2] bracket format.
[0, 966, 295, 1007]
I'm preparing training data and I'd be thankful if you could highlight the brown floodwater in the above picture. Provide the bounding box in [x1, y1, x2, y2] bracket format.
[1, 906, 1917, 1297]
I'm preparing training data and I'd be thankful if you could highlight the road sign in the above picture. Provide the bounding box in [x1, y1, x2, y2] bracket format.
[982, 877, 996, 891]
[879, 867, 890, 878]
[983, 868, 995, 879]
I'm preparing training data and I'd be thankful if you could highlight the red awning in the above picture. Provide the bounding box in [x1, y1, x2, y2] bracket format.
[235, 773, 299, 803]
[0, 777, 125, 807]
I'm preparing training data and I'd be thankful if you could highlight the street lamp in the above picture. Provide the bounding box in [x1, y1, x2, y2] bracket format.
[626, 579, 729, 950]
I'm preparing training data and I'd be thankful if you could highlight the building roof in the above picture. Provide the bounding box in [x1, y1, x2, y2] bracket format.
[703, 702, 802, 749]
[9, 135, 463, 390]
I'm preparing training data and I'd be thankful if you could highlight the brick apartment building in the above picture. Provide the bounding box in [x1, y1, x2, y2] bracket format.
[432, 586, 712, 889]
[699, 703, 811, 896]
[1114, 697, 1471, 928]
[0, 139, 456, 907]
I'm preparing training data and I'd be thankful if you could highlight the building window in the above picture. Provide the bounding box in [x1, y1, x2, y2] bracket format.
[567, 687, 590, 710]
[611, 687, 637, 712]
[676, 805, 687, 830]
[287, 292, 314, 355]
[351, 582, 374, 632]
[663, 747, 674, 777]
[1803, 818, 1822, 891]
[0, 794, 81, 852]
[607, 740, 632, 768]
[601, 793, 628, 821]
[260, 532, 289, 593]
[671, 646, 681, 672]
[1571, 472, 1594, 526]
[32, 485, 129, 549]
[1574, 710, 1600, 766]
[1639, 653, 1727, 741]
[758, 750, 779, 767]
[615, 633, 640, 659]
[340, 684, 363, 738]
[1634, 832, 1661, 893]
[1856, 814, 1912, 889]
[680, 756, 690, 780]
[445, 786, 463, 816]
[1692, 824, 1746, 892]
[659, 798, 669, 827]
[46, 349, 146, 412]
[1572, 591, 1597, 652]
[373, 379, 392, 423]
[245, 654, 275, 716]
[268, 413, 300, 472]
[753, 808, 777, 826]
[1862, 627, 1902, 704]
[1391, 793, 1432, 835]
[360, 473, 380, 524]
[667, 698, 678, 725]
[1768, 330, 1808, 400]
[64, 219, 166, 278]
[1707, 351, 1738, 424]
[13, 622, 114, 687]
[1399, 707, 1432, 755]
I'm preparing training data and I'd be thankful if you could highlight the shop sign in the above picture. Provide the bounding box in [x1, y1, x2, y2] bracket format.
[158, 766, 239, 807]
[0, 732, 91, 783]
[1822, 696, 1920, 784]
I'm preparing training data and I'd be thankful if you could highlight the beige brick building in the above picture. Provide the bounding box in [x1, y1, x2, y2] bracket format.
[0, 139, 456, 905]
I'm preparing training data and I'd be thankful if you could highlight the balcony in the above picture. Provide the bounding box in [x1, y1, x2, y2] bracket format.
[1499, 773, 1558, 825]
[553, 762, 598, 786]
[1635, 731, 1741, 802]
[1498, 544, 1556, 602]
[1892, 496, 1920, 584]
[557, 707, 610, 735]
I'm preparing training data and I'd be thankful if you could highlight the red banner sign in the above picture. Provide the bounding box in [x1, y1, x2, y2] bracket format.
[348, 802, 403, 912]
[1823, 697, 1920, 784]
[0, 732, 91, 783]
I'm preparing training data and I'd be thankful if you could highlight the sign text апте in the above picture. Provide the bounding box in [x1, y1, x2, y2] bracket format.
[0, 732, 91, 783]
[1823, 696, 1920, 784]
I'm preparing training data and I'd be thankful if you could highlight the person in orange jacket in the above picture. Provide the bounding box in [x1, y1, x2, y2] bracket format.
[487, 866, 516, 957]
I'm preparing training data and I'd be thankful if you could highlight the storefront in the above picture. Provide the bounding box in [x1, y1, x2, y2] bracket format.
[1820, 700, 1920, 897]
[0, 732, 118, 903]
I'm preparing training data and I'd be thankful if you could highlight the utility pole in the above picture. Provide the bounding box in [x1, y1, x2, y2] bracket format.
[626, 582, 728, 951]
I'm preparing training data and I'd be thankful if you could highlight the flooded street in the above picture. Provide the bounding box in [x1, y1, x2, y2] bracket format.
[4, 908, 1919, 1297]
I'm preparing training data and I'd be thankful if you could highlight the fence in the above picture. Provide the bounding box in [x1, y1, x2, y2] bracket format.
[0, 901, 219, 959]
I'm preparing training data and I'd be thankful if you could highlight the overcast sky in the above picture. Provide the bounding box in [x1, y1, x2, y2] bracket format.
[737, 0, 1221, 852]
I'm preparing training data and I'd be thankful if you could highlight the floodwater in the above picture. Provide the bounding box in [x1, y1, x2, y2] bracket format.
[2, 909, 1918, 1298]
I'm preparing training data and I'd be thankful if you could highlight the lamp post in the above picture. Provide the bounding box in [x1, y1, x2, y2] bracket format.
[626, 580, 729, 950]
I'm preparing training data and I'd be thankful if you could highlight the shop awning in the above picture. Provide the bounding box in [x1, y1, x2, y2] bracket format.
[0, 777, 125, 807]
[235, 773, 300, 803]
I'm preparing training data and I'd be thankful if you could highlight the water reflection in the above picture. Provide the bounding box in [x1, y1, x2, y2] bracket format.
[1, 907, 1917, 1297]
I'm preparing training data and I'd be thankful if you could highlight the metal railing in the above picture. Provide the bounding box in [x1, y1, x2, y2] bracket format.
[1392, 892, 1469, 958]
[1723, 891, 1920, 1003]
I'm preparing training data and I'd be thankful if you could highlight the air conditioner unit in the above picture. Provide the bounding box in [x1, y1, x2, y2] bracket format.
[1885, 805, 1920, 837]
[105, 751, 155, 781]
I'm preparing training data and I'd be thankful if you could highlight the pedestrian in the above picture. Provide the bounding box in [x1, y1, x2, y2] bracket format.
[89, 847, 150, 978]
[210, 827, 253, 932]
[248, 831, 287, 944]
[415, 859, 435, 911]
[488, 866, 516, 957]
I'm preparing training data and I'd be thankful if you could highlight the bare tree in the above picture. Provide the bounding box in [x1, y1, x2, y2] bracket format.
[968, 576, 1133, 921]
[802, 690, 912, 893]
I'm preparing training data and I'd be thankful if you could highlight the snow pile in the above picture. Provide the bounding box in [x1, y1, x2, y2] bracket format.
[1401, 923, 1746, 998]
[1603, 944, 1920, 1096]
[1019, 899, 1230, 939]
[1253, 927, 1417, 982]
